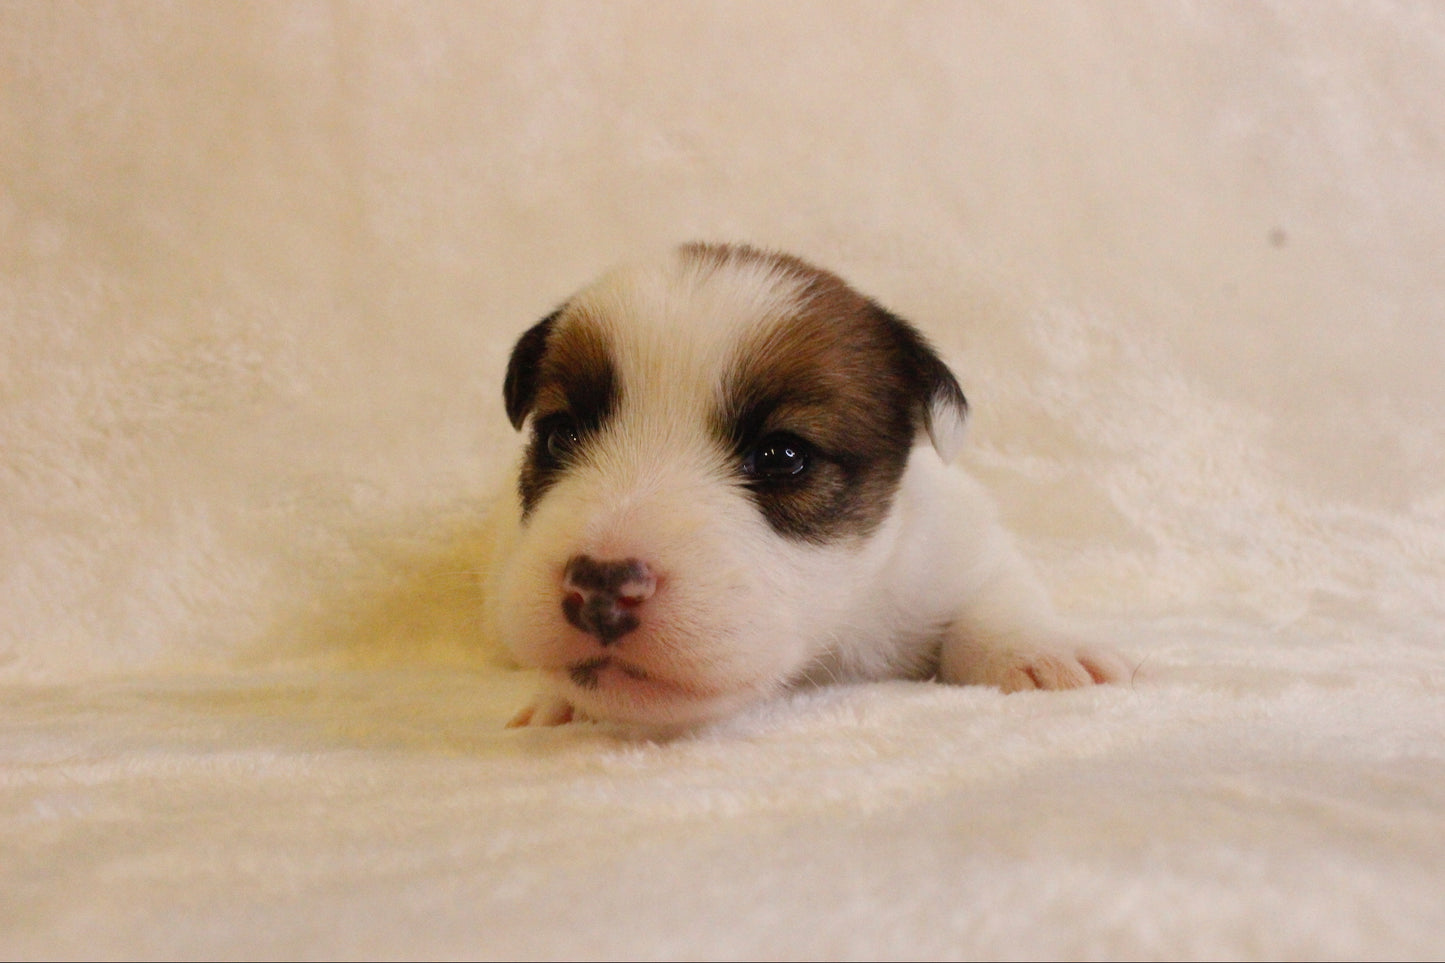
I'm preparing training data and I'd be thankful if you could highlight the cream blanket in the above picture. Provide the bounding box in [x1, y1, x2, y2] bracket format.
[4, 3, 1444, 958]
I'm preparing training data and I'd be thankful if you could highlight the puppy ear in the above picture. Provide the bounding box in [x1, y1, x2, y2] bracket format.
[877, 306, 969, 462]
[920, 360, 969, 463]
[503, 310, 560, 430]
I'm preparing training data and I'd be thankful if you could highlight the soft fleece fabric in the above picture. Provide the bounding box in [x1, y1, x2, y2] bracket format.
[3, 3, 1444, 958]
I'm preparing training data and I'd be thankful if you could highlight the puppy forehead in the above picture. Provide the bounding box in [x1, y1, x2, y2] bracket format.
[585, 249, 808, 359]
[541, 248, 813, 410]
[539, 245, 908, 448]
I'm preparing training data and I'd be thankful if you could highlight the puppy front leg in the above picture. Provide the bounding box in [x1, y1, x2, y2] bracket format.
[937, 562, 1129, 692]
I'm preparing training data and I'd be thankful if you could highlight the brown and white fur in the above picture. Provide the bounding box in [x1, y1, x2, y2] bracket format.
[486, 243, 1127, 731]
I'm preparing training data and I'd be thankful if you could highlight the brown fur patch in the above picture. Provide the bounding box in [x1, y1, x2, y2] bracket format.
[512, 310, 619, 517]
[712, 248, 966, 542]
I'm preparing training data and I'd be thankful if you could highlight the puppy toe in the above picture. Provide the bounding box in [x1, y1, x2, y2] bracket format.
[1025, 645, 1131, 691]
[1001, 652, 1093, 692]
[1076, 646, 1131, 685]
[980, 644, 1128, 693]
[505, 695, 576, 728]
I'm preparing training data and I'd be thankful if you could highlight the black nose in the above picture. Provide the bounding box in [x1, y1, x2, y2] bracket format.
[561, 554, 657, 645]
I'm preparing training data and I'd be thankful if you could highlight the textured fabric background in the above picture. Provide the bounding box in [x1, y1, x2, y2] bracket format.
[4, 2, 1443, 958]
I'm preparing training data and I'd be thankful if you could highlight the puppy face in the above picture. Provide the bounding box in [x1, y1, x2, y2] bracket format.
[494, 244, 967, 728]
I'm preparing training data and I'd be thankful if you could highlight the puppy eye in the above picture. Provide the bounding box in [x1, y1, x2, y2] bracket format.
[742, 433, 811, 481]
[538, 416, 581, 461]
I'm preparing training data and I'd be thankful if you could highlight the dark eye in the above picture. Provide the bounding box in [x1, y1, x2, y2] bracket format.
[538, 416, 581, 462]
[742, 433, 811, 481]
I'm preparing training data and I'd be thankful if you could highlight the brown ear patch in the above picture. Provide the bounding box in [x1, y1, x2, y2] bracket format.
[513, 310, 620, 517]
[503, 310, 561, 430]
[715, 251, 965, 542]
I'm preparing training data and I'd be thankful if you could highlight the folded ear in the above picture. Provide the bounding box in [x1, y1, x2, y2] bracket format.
[920, 354, 969, 462]
[876, 306, 969, 462]
[502, 309, 560, 430]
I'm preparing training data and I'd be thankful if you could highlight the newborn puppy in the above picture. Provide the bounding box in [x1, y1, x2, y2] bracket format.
[486, 243, 1126, 730]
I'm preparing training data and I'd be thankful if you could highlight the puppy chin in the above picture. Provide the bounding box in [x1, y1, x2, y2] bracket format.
[539, 662, 778, 732]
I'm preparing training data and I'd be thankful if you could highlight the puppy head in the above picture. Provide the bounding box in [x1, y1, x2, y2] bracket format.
[494, 243, 967, 728]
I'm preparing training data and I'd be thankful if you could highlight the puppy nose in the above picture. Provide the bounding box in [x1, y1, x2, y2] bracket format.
[561, 554, 657, 646]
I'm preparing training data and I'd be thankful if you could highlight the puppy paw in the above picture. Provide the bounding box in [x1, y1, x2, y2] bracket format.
[997, 644, 1129, 692]
[946, 641, 1131, 693]
[505, 694, 577, 728]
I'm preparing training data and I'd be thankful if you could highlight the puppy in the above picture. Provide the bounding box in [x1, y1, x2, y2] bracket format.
[485, 243, 1127, 730]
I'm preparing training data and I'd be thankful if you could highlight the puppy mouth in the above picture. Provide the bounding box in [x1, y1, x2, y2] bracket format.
[553, 656, 770, 729]
[564, 656, 705, 698]
[568, 656, 646, 690]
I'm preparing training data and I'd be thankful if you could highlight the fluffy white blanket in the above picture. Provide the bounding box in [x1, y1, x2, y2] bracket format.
[4, 3, 1444, 958]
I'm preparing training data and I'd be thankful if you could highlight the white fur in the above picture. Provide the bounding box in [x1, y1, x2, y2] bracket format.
[485, 250, 1128, 732]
